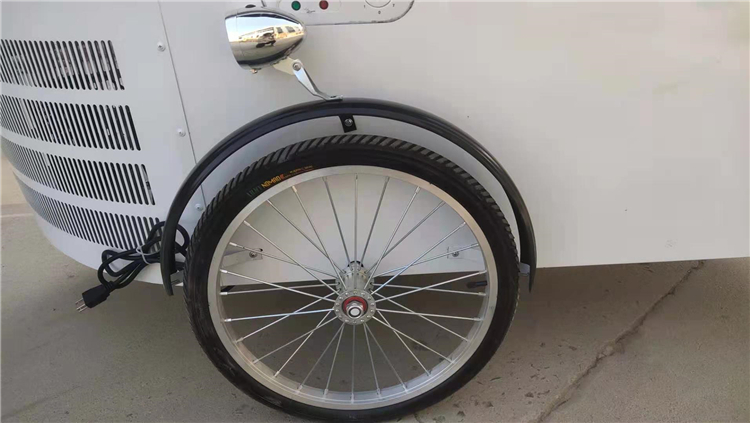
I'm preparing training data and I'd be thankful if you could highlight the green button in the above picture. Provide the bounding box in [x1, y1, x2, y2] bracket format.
[291, 1, 301, 10]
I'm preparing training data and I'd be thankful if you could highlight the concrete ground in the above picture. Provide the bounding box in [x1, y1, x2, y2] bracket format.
[1, 158, 748, 422]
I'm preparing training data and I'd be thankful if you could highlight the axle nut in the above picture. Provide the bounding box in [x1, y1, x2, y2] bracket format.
[343, 296, 367, 319]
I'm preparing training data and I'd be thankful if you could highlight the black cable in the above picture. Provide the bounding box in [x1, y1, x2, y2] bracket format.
[76, 222, 190, 311]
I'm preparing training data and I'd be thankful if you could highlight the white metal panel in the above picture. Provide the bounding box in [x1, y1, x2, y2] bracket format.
[161, 1, 749, 269]
[1, 2, 203, 282]
[1, 2, 201, 207]
[2, 2, 747, 284]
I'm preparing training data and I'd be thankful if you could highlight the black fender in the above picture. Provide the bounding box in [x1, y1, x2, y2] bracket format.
[160, 98, 537, 294]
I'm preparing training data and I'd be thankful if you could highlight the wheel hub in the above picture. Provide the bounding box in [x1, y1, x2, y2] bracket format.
[344, 296, 366, 317]
[341, 261, 368, 290]
[335, 263, 376, 325]
[335, 289, 376, 325]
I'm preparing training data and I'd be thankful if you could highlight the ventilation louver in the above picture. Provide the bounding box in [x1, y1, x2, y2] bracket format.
[2, 137, 155, 205]
[0, 39, 124, 90]
[0, 95, 140, 150]
[17, 179, 159, 250]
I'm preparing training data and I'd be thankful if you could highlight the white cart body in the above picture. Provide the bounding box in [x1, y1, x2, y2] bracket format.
[2, 1, 747, 285]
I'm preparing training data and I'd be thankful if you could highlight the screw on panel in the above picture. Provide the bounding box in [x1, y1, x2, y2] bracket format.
[195, 204, 204, 211]
[177, 129, 186, 137]
[157, 42, 166, 52]
[344, 118, 354, 127]
[292, 62, 302, 71]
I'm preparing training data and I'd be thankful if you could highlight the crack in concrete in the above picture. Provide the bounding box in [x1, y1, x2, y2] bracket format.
[532, 260, 706, 423]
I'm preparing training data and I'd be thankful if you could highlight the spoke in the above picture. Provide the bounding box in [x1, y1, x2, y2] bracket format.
[222, 269, 337, 303]
[244, 222, 338, 294]
[377, 308, 481, 322]
[298, 323, 345, 391]
[274, 310, 334, 378]
[266, 199, 336, 270]
[364, 323, 406, 392]
[222, 283, 336, 296]
[236, 292, 337, 343]
[324, 320, 346, 396]
[374, 243, 480, 278]
[323, 176, 351, 265]
[375, 270, 487, 303]
[291, 185, 345, 283]
[381, 201, 445, 260]
[375, 310, 430, 376]
[351, 324, 356, 402]
[372, 222, 467, 295]
[224, 307, 333, 322]
[363, 322, 381, 396]
[372, 292, 471, 341]
[372, 283, 486, 297]
[366, 186, 421, 289]
[373, 314, 455, 364]
[228, 241, 338, 279]
[354, 174, 358, 265]
[360, 177, 389, 264]
[253, 316, 339, 363]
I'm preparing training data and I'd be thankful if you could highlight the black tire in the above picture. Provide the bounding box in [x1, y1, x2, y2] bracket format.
[184, 135, 519, 422]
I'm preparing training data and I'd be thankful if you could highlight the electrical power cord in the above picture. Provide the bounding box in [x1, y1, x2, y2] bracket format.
[76, 221, 190, 311]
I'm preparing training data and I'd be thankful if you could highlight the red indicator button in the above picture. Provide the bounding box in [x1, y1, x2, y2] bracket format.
[319, 0, 329, 10]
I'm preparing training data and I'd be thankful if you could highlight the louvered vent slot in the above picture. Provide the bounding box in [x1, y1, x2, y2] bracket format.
[2, 137, 155, 205]
[17, 179, 159, 251]
[0, 39, 124, 90]
[0, 94, 140, 150]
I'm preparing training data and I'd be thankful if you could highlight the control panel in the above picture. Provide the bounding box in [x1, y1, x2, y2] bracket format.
[232, 0, 414, 26]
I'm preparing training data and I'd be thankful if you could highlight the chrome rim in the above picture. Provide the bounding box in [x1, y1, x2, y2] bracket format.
[207, 166, 497, 410]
